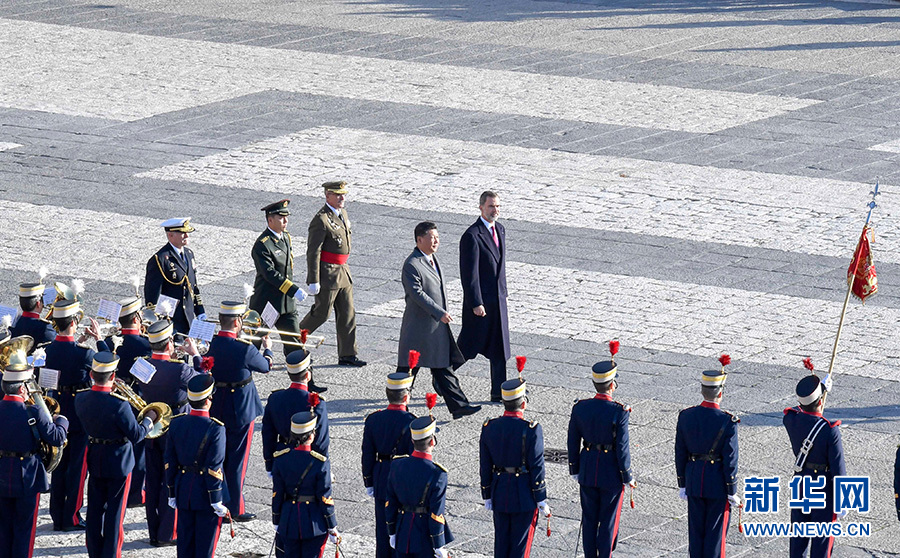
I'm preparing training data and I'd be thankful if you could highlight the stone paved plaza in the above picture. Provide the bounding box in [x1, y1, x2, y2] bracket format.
[2, 0, 900, 556]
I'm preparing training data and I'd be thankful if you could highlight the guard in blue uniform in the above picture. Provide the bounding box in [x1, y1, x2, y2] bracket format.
[568, 353, 635, 558]
[674, 361, 740, 558]
[46, 299, 111, 531]
[137, 320, 203, 546]
[784, 371, 845, 558]
[895, 445, 900, 523]
[207, 300, 273, 521]
[386, 416, 453, 558]
[263, 349, 329, 477]
[361, 373, 416, 558]
[272, 412, 340, 558]
[480, 378, 549, 558]
[8, 282, 55, 351]
[0, 361, 68, 558]
[106, 296, 152, 508]
[75, 352, 156, 558]
[144, 218, 206, 334]
[165, 375, 229, 558]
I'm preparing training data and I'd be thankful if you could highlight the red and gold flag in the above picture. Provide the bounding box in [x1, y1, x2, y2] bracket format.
[848, 226, 877, 302]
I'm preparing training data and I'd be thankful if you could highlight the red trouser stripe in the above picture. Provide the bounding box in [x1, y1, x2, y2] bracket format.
[210, 516, 223, 558]
[28, 493, 40, 558]
[612, 486, 625, 554]
[720, 502, 731, 558]
[524, 508, 539, 558]
[73, 450, 89, 526]
[117, 473, 132, 557]
[238, 422, 255, 515]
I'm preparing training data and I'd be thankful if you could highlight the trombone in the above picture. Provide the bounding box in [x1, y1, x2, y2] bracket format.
[239, 333, 323, 349]
[205, 310, 325, 349]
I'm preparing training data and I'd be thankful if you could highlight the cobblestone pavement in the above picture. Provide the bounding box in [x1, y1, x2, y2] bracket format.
[1, 0, 900, 556]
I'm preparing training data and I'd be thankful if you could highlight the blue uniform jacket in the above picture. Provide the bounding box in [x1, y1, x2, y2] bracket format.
[479, 412, 547, 512]
[165, 410, 227, 509]
[46, 335, 110, 435]
[75, 386, 150, 479]
[361, 405, 415, 501]
[207, 332, 270, 428]
[568, 394, 634, 489]
[386, 453, 453, 553]
[783, 407, 846, 481]
[9, 313, 55, 350]
[106, 330, 150, 385]
[272, 447, 336, 537]
[144, 243, 205, 328]
[0, 395, 68, 495]
[262, 384, 329, 471]
[675, 401, 739, 498]
[137, 355, 201, 416]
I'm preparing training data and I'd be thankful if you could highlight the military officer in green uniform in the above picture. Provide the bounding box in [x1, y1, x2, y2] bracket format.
[298, 181, 365, 367]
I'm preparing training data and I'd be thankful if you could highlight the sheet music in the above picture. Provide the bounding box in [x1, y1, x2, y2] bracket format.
[188, 318, 216, 342]
[130, 358, 157, 384]
[155, 295, 179, 318]
[96, 299, 123, 322]
[260, 302, 279, 328]
[39, 368, 59, 390]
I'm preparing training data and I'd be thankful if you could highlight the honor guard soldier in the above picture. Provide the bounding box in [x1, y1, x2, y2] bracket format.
[75, 352, 158, 558]
[207, 300, 273, 521]
[386, 416, 454, 558]
[298, 182, 365, 368]
[9, 282, 55, 351]
[45, 298, 111, 532]
[674, 356, 740, 558]
[137, 320, 203, 547]
[0, 361, 68, 558]
[145, 218, 206, 334]
[165, 375, 229, 558]
[567, 342, 635, 558]
[262, 349, 330, 478]
[271, 412, 340, 558]
[784, 363, 845, 558]
[105, 296, 152, 508]
[479, 378, 549, 558]
[361, 372, 416, 558]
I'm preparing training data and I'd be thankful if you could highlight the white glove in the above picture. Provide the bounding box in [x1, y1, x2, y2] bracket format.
[197, 313, 208, 322]
[628, 479, 637, 488]
[434, 548, 449, 558]
[293, 289, 308, 302]
[822, 374, 833, 392]
[537, 500, 551, 517]
[211, 501, 228, 517]
[168, 497, 177, 509]
[366, 486, 375, 498]
[728, 494, 742, 507]
[267, 471, 273, 479]
[483, 499, 492, 511]
[570, 474, 579, 482]
[308, 283, 320, 295]
[141, 417, 154, 431]
[327, 528, 340, 544]
[389, 534, 396, 549]
[679, 488, 688, 501]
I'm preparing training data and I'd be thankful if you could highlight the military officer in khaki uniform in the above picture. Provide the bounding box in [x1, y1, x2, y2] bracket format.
[298, 181, 365, 367]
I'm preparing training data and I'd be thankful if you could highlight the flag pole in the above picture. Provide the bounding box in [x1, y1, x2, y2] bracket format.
[826, 182, 879, 376]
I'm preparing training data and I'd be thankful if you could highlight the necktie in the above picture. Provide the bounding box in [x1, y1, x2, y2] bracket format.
[491, 225, 499, 248]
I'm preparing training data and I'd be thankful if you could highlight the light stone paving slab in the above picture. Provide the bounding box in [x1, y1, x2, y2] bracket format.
[869, 138, 900, 154]
[0, 19, 817, 131]
[361, 260, 900, 381]
[138, 126, 897, 262]
[0, 142, 22, 151]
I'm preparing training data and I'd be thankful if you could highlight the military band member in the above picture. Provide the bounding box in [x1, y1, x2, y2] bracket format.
[480, 378, 549, 558]
[674, 360, 740, 558]
[46, 299, 110, 531]
[137, 320, 203, 546]
[106, 296, 152, 508]
[0, 362, 68, 558]
[165, 374, 228, 558]
[361, 373, 416, 558]
[894, 445, 900, 523]
[386, 416, 453, 558]
[207, 300, 273, 521]
[262, 349, 329, 478]
[568, 352, 635, 558]
[9, 282, 55, 351]
[145, 218, 206, 334]
[784, 370, 845, 558]
[298, 182, 365, 368]
[272, 411, 340, 558]
[75, 352, 157, 558]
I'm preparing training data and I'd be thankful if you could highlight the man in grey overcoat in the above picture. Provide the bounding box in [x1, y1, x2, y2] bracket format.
[396, 222, 481, 420]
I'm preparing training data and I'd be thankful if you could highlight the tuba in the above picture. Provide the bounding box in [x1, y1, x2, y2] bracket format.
[24, 379, 65, 473]
[112, 378, 172, 439]
[0, 335, 34, 369]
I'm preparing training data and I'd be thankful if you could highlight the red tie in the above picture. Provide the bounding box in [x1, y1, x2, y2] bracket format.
[491, 226, 499, 248]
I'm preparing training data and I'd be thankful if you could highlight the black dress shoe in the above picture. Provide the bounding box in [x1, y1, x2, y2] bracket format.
[338, 356, 367, 367]
[233, 512, 257, 522]
[149, 540, 176, 548]
[452, 405, 482, 420]
[308, 382, 328, 393]
[60, 519, 87, 532]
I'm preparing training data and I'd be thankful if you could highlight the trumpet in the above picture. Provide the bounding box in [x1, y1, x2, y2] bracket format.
[75, 317, 120, 338]
[42, 281, 83, 321]
[205, 310, 325, 347]
[173, 334, 209, 359]
[240, 334, 323, 350]
[112, 378, 172, 439]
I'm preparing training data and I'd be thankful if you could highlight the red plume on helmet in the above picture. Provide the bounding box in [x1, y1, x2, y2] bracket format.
[299, 329, 309, 344]
[718, 354, 731, 372]
[308, 392, 320, 408]
[515, 356, 526, 380]
[609, 340, 620, 364]
[802, 357, 814, 373]
[425, 393, 438, 418]
[408, 350, 421, 370]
